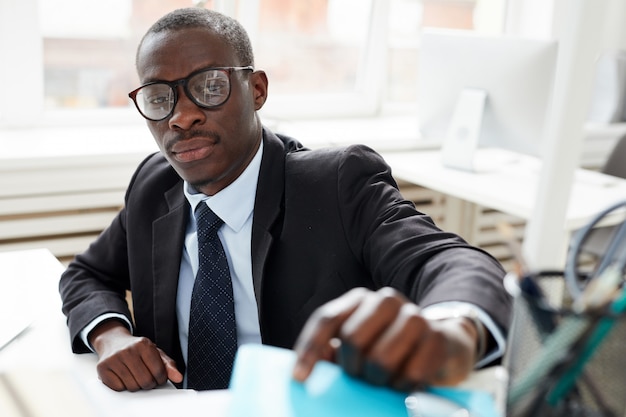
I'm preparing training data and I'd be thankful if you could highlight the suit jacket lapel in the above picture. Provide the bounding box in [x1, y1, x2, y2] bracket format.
[152, 182, 187, 360]
[251, 130, 288, 315]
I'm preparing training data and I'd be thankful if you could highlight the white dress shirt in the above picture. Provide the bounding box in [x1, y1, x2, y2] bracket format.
[178, 141, 264, 369]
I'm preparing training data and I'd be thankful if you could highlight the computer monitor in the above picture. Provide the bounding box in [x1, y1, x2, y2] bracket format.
[417, 29, 558, 163]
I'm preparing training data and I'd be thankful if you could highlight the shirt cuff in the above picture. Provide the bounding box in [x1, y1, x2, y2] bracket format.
[79, 313, 133, 352]
[421, 301, 506, 368]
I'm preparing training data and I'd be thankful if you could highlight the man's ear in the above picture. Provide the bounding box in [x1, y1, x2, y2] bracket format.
[251, 70, 268, 110]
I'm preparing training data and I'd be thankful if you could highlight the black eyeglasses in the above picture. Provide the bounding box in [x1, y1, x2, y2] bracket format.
[128, 66, 254, 121]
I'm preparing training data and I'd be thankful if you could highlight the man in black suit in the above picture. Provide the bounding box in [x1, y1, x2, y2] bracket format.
[59, 7, 511, 392]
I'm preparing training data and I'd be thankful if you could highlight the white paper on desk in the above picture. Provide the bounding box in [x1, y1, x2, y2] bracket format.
[0, 248, 64, 352]
[84, 378, 231, 417]
[0, 369, 99, 417]
[0, 272, 38, 351]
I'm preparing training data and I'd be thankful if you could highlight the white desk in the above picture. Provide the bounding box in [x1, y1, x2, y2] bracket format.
[0, 249, 506, 417]
[0, 249, 508, 417]
[0, 249, 231, 417]
[381, 148, 626, 264]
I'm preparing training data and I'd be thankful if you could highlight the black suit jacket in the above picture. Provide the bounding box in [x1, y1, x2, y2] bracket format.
[60, 128, 511, 372]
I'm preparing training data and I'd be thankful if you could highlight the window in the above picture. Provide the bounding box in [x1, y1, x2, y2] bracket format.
[39, 0, 185, 111]
[1, 0, 547, 129]
[40, 0, 134, 109]
[244, 0, 509, 118]
[253, 0, 382, 118]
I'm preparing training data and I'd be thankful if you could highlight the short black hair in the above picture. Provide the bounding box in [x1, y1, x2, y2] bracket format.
[137, 8, 254, 67]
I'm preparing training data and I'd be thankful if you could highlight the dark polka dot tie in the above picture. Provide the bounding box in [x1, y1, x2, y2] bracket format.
[187, 203, 237, 390]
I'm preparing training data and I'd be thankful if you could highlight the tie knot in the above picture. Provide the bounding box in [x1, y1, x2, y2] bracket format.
[195, 203, 224, 241]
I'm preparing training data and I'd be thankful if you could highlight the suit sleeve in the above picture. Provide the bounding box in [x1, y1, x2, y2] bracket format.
[58, 154, 157, 353]
[335, 145, 512, 338]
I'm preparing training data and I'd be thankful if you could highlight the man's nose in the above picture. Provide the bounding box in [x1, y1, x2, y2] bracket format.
[168, 88, 206, 130]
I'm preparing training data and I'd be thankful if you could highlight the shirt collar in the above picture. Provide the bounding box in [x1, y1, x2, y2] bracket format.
[183, 140, 263, 233]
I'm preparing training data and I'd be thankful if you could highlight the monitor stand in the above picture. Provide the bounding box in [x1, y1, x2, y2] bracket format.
[441, 88, 487, 172]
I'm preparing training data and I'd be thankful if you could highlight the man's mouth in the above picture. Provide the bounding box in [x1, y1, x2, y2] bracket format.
[170, 137, 218, 163]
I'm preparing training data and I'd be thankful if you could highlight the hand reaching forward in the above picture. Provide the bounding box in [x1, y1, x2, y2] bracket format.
[89, 320, 183, 391]
[292, 287, 480, 391]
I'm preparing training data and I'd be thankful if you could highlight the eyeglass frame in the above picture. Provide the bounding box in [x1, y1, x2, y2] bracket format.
[128, 66, 254, 121]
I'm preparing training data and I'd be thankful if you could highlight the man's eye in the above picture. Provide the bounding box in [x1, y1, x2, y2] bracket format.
[195, 79, 228, 96]
[148, 95, 171, 105]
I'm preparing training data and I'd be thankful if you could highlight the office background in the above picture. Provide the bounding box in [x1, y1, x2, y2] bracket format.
[1, 0, 625, 272]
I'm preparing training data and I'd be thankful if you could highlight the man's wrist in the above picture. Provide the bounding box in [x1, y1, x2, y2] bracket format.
[457, 310, 487, 362]
[423, 305, 487, 363]
[89, 319, 132, 354]
[80, 313, 133, 352]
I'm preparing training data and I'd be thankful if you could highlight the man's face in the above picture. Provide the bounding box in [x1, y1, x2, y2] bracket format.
[136, 28, 268, 195]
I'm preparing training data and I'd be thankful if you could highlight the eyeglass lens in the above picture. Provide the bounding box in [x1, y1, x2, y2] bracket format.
[134, 69, 231, 121]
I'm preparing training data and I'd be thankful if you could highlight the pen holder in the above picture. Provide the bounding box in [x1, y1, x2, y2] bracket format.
[503, 271, 626, 417]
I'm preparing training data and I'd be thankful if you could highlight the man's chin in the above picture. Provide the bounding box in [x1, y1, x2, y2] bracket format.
[185, 174, 226, 196]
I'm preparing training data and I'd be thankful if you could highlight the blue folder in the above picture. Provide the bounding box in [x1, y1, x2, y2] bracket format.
[227, 344, 501, 417]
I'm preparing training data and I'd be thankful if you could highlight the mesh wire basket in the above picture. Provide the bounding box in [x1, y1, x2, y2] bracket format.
[503, 271, 626, 417]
